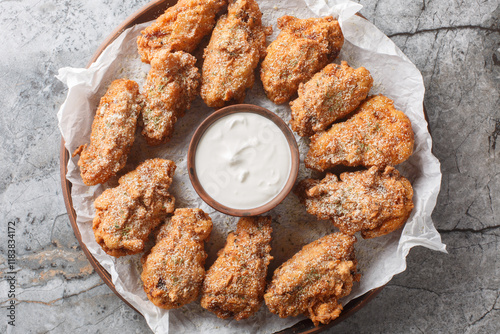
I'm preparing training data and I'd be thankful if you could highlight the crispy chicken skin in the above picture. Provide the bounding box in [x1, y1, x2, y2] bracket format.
[200, 0, 271, 108]
[260, 16, 344, 104]
[296, 166, 414, 239]
[264, 233, 358, 326]
[137, 0, 227, 63]
[73, 79, 142, 186]
[141, 208, 213, 309]
[141, 50, 200, 146]
[93, 159, 176, 257]
[201, 216, 273, 320]
[290, 61, 373, 137]
[305, 95, 414, 171]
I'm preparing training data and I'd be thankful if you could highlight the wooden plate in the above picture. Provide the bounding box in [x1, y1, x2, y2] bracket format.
[59, 0, 385, 332]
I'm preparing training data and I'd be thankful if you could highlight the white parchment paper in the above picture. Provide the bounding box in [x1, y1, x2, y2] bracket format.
[57, 1, 446, 333]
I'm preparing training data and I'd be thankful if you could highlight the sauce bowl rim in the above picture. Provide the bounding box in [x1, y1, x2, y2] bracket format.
[187, 104, 300, 216]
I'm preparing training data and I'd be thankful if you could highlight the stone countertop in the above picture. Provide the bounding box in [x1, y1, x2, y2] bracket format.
[0, 0, 498, 333]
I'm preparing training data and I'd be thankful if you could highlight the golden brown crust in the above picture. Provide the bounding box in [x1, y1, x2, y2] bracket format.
[260, 16, 344, 104]
[201, 216, 273, 320]
[141, 50, 200, 146]
[305, 95, 415, 171]
[200, 0, 271, 108]
[92, 159, 176, 257]
[73, 79, 141, 186]
[141, 208, 213, 309]
[264, 233, 358, 326]
[296, 166, 414, 238]
[290, 61, 373, 137]
[137, 0, 228, 63]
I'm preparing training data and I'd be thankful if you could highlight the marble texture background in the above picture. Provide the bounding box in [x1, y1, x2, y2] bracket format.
[0, 0, 498, 333]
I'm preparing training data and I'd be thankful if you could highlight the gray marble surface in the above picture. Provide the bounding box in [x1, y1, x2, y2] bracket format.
[0, 0, 498, 333]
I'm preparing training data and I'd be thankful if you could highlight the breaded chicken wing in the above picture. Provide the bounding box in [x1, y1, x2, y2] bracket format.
[260, 16, 344, 104]
[141, 208, 213, 309]
[93, 159, 176, 257]
[305, 95, 414, 171]
[73, 79, 142, 186]
[296, 166, 414, 239]
[137, 0, 227, 63]
[290, 61, 373, 137]
[141, 50, 200, 146]
[264, 233, 358, 326]
[201, 216, 273, 320]
[200, 0, 271, 108]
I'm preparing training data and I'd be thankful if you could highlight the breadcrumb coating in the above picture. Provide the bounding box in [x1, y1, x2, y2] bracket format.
[141, 50, 200, 146]
[305, 95, 414, 171]
[73, 79, 142, 186]
[93, 159, 176, 257]
[141, 208, 213, 309]
[201, 216, 273, 320]
[137, 0, 227, 63]
[201, 0, 271, 108]
[290, 61, 373, 137]
[296, 166, 414, 239]
[264, 233, 359, 326]
[260, 16, 344, 104]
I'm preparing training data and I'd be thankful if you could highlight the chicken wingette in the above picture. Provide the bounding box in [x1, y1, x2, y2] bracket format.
[141, 208, 213, 309]
[305, 95, 414, 171]
[201, 216, 272, 320]
[264, 233, 358, 326]
[290, 61, 373, 137]
[73, 79, 142, 186]
[201, 0, 271, 108]
[93, 159, 176, 257]
[260, 16, 343, 104]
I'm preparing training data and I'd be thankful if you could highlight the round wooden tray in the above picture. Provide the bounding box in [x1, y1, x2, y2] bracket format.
[59, 0, 384, 332]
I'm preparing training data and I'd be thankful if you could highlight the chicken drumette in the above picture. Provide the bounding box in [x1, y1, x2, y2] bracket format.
[73, 78, 142, 186]
[305, 95, 414, 172]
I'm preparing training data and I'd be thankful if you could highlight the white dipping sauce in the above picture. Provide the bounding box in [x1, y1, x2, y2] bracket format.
[195, 112, 291, 210]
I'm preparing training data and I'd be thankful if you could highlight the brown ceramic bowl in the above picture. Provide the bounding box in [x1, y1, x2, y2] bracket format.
[187, 104, 299, 216]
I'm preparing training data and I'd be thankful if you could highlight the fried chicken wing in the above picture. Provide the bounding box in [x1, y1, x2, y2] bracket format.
[305, 95, 414, 171]
[264, 233, 358, 326]
[260, 16, 344, 104]
[137, 0, 227, 63]
[201, 216, 273, 320]
[141, 208, 213, 309]
[290, 61, 373, 137]
[200, 0, 271, 108]
[93, 159, 176, 257]
[72, 79, 142, 186]
[296, 166, 414, 239]
[141, 50, 200, 146]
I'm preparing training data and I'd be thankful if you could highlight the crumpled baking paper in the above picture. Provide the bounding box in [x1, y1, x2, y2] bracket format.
[57, 0, 446, 333]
